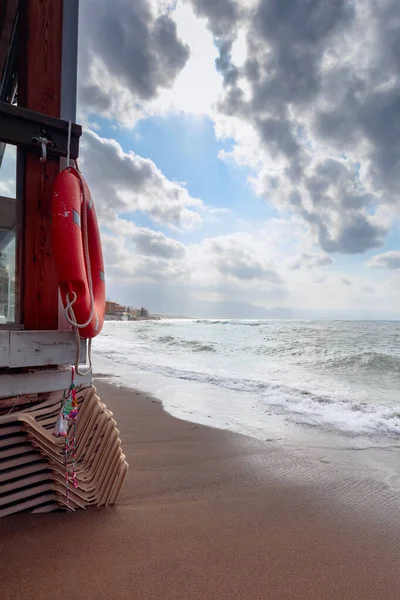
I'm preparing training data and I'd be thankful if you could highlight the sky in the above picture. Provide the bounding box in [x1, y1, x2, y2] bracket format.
[76, 0, 400, 318]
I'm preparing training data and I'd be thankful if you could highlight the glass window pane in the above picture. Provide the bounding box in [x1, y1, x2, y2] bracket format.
[0, 143, 16, 198]
[0, 238, 15, 323]
[0, 143, 18, 323]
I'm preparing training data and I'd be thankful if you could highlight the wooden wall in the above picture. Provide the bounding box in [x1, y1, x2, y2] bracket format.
[18, 0, 64, 330]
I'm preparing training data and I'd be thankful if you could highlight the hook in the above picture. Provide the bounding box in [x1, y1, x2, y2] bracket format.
[31, 136, 54, 163]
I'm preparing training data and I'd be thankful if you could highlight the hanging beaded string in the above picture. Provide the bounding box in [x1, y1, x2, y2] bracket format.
[55, 367, 79, 503]
[63, 367, 79, 501]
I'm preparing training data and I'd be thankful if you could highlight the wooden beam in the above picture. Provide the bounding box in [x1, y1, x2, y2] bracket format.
[0, 368, 92, 399]
[18, 0, 64, 330]
[0, 330, 87, 368]
[9, 330, 86, 368]
[0, 101, 82, 159]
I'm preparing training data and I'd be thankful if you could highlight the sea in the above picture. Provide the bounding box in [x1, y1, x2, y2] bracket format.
[93, 318, 400, 518]
[93, 319, 400, 441]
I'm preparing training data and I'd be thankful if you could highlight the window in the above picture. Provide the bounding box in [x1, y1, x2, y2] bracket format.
[0, 1, 19, 325]
[0, 143, 17, 323]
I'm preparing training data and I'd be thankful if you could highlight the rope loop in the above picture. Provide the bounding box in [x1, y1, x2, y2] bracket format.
[64, 121, 94, 376]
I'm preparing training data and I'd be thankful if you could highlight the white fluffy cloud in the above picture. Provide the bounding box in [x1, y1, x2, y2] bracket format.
[80, 130, 203, 229]
[368, 251, 400, 270]
[99, 214, 399, 316]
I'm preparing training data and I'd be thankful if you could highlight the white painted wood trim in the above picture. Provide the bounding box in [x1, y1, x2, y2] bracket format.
[0, 331, 9, 367]
[0, 367, 92, 399]
[9, 330, 87, 368]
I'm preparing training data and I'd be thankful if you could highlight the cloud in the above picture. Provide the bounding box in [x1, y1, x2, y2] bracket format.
[315, 211, 387, 254]
[100, 215, 400, 316]
[102, 229, 189, 286]
[101, 222, 289, 308]
[368, 251, 400, 270]
[361, 285, 375, 294]
[190, 0, 239, 37]
[80, 130, 203, 229]
[79, 0, 223, 122]
[73, 0, 400, 317]
[192, 0, 400, 255]
[132, 228, 187, 259]
[196, 233, 284, 285]
[290, 252, 333, 270]
[79, 0, 189, 122]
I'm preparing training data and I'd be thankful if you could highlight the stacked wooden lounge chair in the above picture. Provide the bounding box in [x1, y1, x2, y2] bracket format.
[0, 386, 128, 517]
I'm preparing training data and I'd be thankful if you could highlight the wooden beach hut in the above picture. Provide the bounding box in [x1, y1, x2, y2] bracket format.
[0, 0, 127, 516]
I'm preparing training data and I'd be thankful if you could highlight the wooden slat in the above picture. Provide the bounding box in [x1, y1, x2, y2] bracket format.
[9, 330, 86, 368]
[18, 0, 64, 330]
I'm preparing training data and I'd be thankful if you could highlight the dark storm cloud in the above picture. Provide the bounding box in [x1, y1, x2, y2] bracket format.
[316, 213, 387, 254]
[189, 0, 239, 37]
[249, 0, 354, 108]
[192, 0, 399, 255]
[79, 0, 189, 113]
[215, 39, 239, 86]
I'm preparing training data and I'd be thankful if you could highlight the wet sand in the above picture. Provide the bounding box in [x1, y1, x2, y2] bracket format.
[1, 380, 400, 600]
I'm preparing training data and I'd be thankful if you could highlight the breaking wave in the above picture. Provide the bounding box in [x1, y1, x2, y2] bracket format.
[157, 335, 216, 353]
[94, 319, 400, 439]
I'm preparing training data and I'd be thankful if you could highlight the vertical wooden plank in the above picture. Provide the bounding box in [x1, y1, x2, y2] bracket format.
[0, 331, 10, 367]
[18, 0, 63, 330]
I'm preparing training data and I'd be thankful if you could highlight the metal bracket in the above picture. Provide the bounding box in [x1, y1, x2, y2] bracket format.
[31, 136, 54, 163]
[0, 101, 82, 159]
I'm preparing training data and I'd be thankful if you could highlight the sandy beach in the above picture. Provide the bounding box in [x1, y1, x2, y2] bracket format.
[1, 380, 400, 600]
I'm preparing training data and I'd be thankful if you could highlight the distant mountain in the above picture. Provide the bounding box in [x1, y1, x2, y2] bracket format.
[150, 298, 293, 320]
[114, 285, 400, 321]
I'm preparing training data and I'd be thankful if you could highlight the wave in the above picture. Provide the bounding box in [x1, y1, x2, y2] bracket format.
[195, 319, 269, 327]
[96, 321, 400, 438]
[196, 320, 230, 325]
[158, 335, 175, 343]
[157, 335, 216, 353]
[255, 346, 400, 373]
[98, 355, 400, 436]
[320, 351, 400, 374]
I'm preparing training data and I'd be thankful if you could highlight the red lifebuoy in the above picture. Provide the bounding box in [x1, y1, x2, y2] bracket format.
[51, 167, 105, 338]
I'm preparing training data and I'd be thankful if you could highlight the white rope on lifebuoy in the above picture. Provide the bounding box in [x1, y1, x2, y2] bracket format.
[64, 121, 94, 376]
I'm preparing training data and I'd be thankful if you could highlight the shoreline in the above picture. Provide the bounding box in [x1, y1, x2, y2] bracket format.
[97, 376, 400, 526]
[1, 380, 400, 599]
[92, 351, 400, 441]
[93, 355, 400, 515]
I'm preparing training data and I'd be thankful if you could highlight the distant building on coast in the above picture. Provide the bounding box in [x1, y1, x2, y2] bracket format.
[105, 301, 157, 321]
[105, 301, 126, 316]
